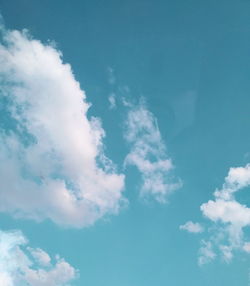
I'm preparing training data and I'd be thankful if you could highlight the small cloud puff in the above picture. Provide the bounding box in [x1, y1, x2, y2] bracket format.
[243, 242, 250, 253]
[198, 240, 216, 265]
[108, 93, 117, 109]
[180, 221, 204, 233]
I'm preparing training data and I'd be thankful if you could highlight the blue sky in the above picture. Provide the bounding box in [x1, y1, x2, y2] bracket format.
[1, 0, 250, 285]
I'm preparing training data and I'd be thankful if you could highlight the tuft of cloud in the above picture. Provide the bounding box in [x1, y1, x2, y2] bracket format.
[123, 100, 182, 202]
[0, 229, 77, 286]
[0, 24, 125, 227]
[192, 164, 250, 264]
[243, 242, 250, 253]
[198, 240, 216, 265]
[108, 93, 116, 110]
[180, 221, 204, 233]
[28, 248, 51, 267]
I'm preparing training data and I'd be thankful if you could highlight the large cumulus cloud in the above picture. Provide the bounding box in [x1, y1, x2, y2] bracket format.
[0, 24, 125, 227]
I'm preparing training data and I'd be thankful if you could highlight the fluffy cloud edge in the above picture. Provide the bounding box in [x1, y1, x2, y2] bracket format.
[0, 229, 77, 286]
[186, 164, 250, 265]
[0, 21, 126, 228]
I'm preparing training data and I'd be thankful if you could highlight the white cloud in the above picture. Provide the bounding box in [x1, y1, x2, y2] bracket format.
[201, 199, 250, 226]
[213, 164, 250, 201]
[28, 248, 51, 267]
[198, 240, 216, 265]
[180, 221, 204, 233]
[243, 242, 250, 253]
[108, 93, 116, 109]
[219, 245, 233, 263]
[0, 25, 125, 227]
[0, 229, 77, 286]
[196, 164, 250, 264]
[124, 100, 182, 202]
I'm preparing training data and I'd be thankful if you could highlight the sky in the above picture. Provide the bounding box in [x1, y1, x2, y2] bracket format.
[0, 0, 250, 285]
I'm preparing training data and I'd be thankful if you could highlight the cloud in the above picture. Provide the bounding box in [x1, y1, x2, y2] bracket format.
[0, 24, 125, 227]
[201, 199, 250, 226]
[124, 100, 182, 202]
[243, 242, 250, 253]
[193, 164, 250, 264]
[198, 240, 216, 265]
[180, 221, 204, 233]
[28, 248, 51, 267]
[108, 93, 116, 110]
[0, 229, 77, 286]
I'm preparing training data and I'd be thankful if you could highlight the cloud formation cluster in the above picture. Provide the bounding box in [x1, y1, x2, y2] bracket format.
[0, 229, 77, 286]
[197, 164, 250, 264]
[0, 26, 125, 227]
[124, 101, 182, 202]
[0, 20, 183, 284]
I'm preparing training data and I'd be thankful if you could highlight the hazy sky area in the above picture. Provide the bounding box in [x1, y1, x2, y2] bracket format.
[1, 1, 250, 285]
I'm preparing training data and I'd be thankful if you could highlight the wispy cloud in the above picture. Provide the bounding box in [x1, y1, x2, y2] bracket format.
[0, 229, 77, 286]
[124, 100, 182, 202]
[180, 221, 204, 233]
[108, 93, 117, 110]
[0, 24, 125, 227]
[198, 240, 216, 265]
